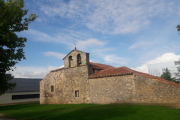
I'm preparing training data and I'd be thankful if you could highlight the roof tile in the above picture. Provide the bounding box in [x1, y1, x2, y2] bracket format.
[89, 66, 133, 78]
[51, 67, 64, 72]
[50, 62, 180, 87]
[89, 65, 180, 87]
[89, 62, 115, 70]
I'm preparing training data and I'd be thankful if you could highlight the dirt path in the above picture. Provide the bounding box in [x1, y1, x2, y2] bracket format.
[0, 114, 15, 120]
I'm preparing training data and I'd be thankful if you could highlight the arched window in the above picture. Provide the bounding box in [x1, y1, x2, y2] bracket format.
[77, 54, 81, 66]
[69, 56, 73, 67]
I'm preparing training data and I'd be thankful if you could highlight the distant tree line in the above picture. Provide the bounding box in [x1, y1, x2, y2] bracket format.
[160, 67, 180, 84]
[160, 68, 176, 82]
[161, 25, 180, 83]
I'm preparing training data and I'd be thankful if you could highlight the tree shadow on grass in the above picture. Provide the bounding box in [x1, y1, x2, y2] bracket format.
[2, 104, 138, 120]
[54, 104, 137, 120]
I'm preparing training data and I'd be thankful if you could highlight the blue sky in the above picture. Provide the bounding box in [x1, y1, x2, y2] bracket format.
[10, 0, 180, 78]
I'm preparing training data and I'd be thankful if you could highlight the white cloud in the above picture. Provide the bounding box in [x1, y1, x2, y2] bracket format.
[7, 65, 62, 78]
[21, 29, 90, 45]
[36, 17, 48, 22]
[104, 54, 128, 66]
[134, 53, 180, 73]
[75, 38, 106, 50]
[92, 48, 114, 53]
[135, 64, 149, 74]
[44, 52, 66, 59]
[26, 29, 74, 45]
[146, 53, 180, 64]
[39, 0, 177, 34]
[23, 29, 106, 51]
[128, 41, 157, 49]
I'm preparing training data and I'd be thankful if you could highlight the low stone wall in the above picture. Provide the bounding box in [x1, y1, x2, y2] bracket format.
[134, 75, 180, 103]
[89, 75, 135, 104]
[89, 75, 180, 104]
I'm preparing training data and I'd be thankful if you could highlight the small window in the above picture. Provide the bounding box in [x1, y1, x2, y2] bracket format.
[75, 90, 79, 97]
[51, 85, 54, 92]
[12, 94, 39, 100]
[93, 69, 95, 73]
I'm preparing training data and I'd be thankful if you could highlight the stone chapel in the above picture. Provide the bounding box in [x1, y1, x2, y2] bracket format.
[40, 49, 180, 104]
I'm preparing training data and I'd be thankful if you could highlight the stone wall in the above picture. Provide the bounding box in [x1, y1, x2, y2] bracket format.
[89, 75, 135, 104]
[134, 75, 180, 103]
[40, 66, 91, 104]
[41, 70, 180, 104]
[63, 66, 90, 104]
[40, 69, 64, 104]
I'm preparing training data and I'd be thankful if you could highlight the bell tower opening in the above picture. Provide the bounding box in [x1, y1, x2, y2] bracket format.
[69, 56, 73, 67]
[77, 54, 81, 67]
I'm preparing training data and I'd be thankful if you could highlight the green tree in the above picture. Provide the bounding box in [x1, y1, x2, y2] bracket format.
[176, 66, 180, 83]
[0, 0, 37, 95]
[174, 60, 180, 83]
[160, 68, 176, 82]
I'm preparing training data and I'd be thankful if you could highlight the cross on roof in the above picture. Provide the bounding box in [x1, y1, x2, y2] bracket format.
[74, 44, 76, 50]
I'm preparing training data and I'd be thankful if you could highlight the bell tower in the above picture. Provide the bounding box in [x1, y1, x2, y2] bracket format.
[63, 48, 90, 68]
[62, 48, 91, 103]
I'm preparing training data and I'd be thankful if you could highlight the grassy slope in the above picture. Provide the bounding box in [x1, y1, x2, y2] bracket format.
[0, 103, 180, 120]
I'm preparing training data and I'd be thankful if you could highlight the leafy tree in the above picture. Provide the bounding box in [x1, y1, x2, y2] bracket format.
[175, 60, 180, 83]
[175, 67, 180, 83]
[160, 68, 176, 82]
[0, 0, 37, 95]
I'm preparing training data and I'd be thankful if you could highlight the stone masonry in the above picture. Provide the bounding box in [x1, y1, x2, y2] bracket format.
[40, 49, 91, 104]
[40, 49, 180, 104]
[133, 75, 180, 103]
[89, 75, 135, 104]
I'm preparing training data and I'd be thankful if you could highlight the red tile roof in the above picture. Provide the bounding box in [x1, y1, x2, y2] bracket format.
[50, 62, 114, 72]
[89, 66, 133, 78]
[89, 62, 115, 70]
[122, 66, 180, 86]
[49, 62, 180, 87]
[89, 66, 180, 87]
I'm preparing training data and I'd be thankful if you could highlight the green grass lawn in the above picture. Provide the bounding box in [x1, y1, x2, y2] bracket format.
[0, 103, 180, 120]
